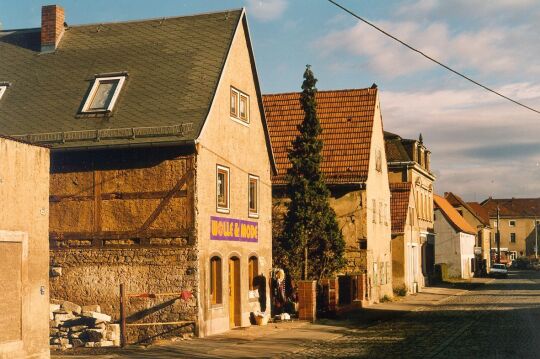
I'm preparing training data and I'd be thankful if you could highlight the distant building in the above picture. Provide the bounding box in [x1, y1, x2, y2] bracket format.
[481, 197, 540, 259]
[264, 88, 393, 305]
[433, 195, 476, 279]
[0, 136, 50, 358]
[445, 192, 492, 273]
[385, 132, 436, 287]
[390, 182, 425, 294]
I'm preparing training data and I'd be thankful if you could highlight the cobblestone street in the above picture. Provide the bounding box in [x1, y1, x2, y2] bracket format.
[287, 270, 540, 359]
[54, 270, 540, 359]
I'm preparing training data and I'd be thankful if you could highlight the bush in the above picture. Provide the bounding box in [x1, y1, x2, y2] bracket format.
[393, 287, 407, 297]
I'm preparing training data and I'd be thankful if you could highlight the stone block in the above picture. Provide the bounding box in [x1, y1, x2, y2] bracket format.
[80, 329, 104, 342]
[72, 339, 85, 348]
[97, 340, 115, 347]
[54, 312, 75, 322]
[62, 300, 82, 315]
[82, 311, 111, 322]
[69, 324, 88, 332]
[82, 304, 101, 313]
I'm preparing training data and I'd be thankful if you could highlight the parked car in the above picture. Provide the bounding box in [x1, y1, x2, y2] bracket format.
[490, 264, 508, 278]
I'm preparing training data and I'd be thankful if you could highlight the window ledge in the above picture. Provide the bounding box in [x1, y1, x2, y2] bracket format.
[230, 116, 249, 127]
[217, 208, 230, 214]
[248, 213, 259, 219]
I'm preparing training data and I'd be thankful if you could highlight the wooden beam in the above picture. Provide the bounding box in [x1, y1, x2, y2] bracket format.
[50, 228, 191, 241]
[50, 190, 188, 203]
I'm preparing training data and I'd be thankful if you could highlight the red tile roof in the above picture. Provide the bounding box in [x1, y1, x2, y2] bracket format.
[434, 194, 476, 235]
[445, 192, 490, 227]
[263, 88, 378, 185]
[390, 182, 412, 234]
[481, 198, 540, 218]
[466, 202, 491, 227]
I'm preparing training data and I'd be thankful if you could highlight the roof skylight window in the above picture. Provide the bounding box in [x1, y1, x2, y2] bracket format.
[82, 75, 126, 113]
[0, 83, 10, 101]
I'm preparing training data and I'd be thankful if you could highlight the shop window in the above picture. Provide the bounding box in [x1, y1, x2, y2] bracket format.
[248, 256, 258, 291]
[230, 86, 249, 124]
[210, 256, 222, 305]
[510, 233, 516, 243]
[216, 165, 230, 213]
[248, 175, 259, 217]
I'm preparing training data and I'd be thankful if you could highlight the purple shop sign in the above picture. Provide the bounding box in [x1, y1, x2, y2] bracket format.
[210, 216, 258, 242]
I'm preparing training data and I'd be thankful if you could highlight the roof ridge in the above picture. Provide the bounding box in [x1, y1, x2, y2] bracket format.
[263, 87, 377, 97]
[61, 8, 244, 30]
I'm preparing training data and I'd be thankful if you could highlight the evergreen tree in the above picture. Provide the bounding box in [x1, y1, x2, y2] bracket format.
[278, 65, 346, 281]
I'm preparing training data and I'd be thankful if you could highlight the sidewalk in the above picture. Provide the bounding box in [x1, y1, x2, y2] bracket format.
[53, 279, 492, 359]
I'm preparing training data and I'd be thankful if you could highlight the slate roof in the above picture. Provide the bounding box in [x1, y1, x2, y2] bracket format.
[445, 192, 490, 227]
[390, 182, 412, 234]
[434, 194, 476, 235]
[0, 9, 243, 148]
[481, 197, 540, 218]
[263, 88, 378, 185]
[467, 202, 491, 226]
[384, 131, 412, 162]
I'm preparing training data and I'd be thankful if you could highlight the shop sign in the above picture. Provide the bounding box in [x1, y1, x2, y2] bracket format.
[210, 216, 258, 242]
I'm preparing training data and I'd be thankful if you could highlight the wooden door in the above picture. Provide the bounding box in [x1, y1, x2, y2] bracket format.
[228, 257, 240, 327]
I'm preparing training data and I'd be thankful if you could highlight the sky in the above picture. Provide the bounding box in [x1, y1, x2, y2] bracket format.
[1, 0, 540, 201]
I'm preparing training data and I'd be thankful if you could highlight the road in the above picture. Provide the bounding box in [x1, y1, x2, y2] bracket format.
[290, 269, 540, 359]
[53, 270, 540, 358]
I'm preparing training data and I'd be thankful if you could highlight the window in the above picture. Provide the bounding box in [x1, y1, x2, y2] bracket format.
[0, 85, 8, 101]
[372, 200, 376, 223]
[230, 86, 249, 124]
[248, 256, 258, 291]
[216, 165, 230, 213]
[510, 233, 516, 243]
[375, 149, 382, 172]
[509, 220, 516, 227]
[248, 175, 259, 217]
[210, 256, 222, 305]
[379, 201, 382, 224]
[230, 88, 238, 117]
[82, 75, 126, 113]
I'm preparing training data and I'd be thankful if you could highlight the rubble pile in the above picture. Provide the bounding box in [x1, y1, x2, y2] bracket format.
[50, 300, 120, 350]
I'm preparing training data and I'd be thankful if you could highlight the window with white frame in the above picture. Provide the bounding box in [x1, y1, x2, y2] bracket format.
[216, 165, 230, 213]
[230, 86, 249, 123]
[82, 75, 126, 113]
[509, 220, 516, 227]
[248, 175, 259, 217]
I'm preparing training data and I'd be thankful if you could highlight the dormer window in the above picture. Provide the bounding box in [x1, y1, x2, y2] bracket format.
[82, 75, 126, 113]
[0, 83, 9, 101]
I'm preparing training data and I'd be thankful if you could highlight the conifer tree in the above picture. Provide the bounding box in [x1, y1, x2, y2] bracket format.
[279, 65, 346, 281]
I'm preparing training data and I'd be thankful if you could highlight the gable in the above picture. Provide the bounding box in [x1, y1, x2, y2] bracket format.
[264, 88, 378, 185]
[0, 9, 243, 149]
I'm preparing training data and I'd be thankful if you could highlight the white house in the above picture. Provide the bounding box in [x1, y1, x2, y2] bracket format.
[433, 194, 476, 279]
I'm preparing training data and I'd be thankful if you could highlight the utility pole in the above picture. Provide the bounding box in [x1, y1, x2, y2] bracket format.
[496, 206, 501, 264]
[535, 217, 538, 259]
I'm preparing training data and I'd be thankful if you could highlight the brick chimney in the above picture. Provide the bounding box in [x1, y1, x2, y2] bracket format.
[41, 5, 65, 52]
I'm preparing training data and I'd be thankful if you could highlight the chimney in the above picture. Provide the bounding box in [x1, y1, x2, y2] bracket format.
[41, 5, 65, 52]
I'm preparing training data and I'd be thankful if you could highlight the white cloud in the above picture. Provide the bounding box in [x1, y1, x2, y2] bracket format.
[245, 0, 288, 22]
[316, 19, 539, 80]
[380, 82, 540, 200]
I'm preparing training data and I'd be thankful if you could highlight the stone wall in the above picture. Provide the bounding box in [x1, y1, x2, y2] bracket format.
[50, 247, 198, 343]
